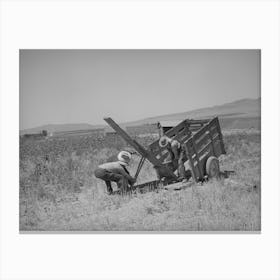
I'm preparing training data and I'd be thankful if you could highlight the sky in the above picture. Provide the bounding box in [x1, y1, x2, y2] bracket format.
[20, 49, 260, 130]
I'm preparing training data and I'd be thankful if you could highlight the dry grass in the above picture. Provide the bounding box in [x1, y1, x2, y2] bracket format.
[19, 131, 261, 231]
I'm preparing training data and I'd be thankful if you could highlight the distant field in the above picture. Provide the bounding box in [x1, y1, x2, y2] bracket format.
[220, 117, 260, 130]
[19, 130, 261, 231]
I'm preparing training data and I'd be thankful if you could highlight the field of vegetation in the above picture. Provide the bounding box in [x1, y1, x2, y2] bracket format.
[19, 130, 261, 231]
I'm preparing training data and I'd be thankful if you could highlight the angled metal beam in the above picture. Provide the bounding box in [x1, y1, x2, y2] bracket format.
[104, 117, 177, 180]
[134, 156, 145, 180]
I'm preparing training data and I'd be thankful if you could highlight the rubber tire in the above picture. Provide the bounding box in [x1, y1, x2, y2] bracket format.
[205, 156, 220, 178]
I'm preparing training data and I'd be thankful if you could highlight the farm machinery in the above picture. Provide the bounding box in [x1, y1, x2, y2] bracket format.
[104, 116, 226, 193]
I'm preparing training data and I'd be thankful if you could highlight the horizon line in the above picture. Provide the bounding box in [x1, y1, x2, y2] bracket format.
[20, 96, 260, 132]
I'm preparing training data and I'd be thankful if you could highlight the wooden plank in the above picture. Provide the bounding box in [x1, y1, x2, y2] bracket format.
[191, 123, 204, 127]
[193, 120, 218, 148]
[191, 137, 204, 180]
[165, 120, 188, 136]
[197, 137, 212, 154]
[176, 128, 192, 140]
[194, 130, 212, 149]
[197, 137, 223, 160]
[190, 126, 203, 131]
[187, 119, 211, 124]
[206, 130, 216, 157]
[164, 181, 194, 191]
[104, 117, 178, 180]
[189, 128, 202, 133]
[196, 133, 215, 149]
[180, 134, 193, 144]
[184, 142, 198, 182]
[189, 118, 216, 141]
[154, 120, 187, 139]
[133, 180, 160, 190]
[112, 180, 161, 195]
[195, 133, 209, 146]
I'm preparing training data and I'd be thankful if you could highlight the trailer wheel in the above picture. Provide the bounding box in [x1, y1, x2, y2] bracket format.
[206, 156, 220, 178]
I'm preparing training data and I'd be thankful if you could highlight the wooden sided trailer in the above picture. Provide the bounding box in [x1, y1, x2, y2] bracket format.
[183, 117, 226, 182]
[104, 116, 226, 193]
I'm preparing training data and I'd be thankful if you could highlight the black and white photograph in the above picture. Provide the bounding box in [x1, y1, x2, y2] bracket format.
[20, 49, 261, 232]
[1, 0, 280, 279]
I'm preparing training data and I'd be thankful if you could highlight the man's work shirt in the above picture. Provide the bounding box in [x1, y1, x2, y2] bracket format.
[169, 139, 181, 160]
[98, 161, 134, 184]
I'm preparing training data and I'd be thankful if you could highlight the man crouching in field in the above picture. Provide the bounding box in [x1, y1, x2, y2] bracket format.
[94, 151, 136, 194]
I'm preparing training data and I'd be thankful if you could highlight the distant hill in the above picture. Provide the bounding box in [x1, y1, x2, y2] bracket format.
[20, 97, 260, 135]
[123, 98, 260, 127]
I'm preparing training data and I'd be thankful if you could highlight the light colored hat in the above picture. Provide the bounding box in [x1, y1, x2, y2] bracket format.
[159, 136, 171, 148]
[117, 151, 132, 166]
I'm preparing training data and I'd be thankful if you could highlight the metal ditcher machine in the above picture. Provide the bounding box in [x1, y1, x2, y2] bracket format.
[104, 116, 226, 192]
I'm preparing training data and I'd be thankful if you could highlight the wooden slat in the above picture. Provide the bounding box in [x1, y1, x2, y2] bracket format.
[164, 181, 194, 191]
[197, 137, 222, 159]
[197, 138, 212, 154]
[133, 180, 160, 190]
[195, 131, 219, 151]
[192, 119, 219, 146]
[189, 118, 216, 140]
[181, 134, 193, 144]
[189, 127, 202, 132]
[195, 133, 208, 146]
[165, 120, 188, 137]
[176, 128, 192, 140]
[206, 130, 216, 156]
[187, 119, 211, 125]
[194, 127, 216, 147]
[198, 141, 222, 163]
[191, 138, 204, 180]
[184, 142, 198, 182]
[104, 118, 177, 180]
[190, 124, 205, 128]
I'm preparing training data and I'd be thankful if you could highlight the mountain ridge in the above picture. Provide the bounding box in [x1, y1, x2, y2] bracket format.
[20, 97, 260, 135]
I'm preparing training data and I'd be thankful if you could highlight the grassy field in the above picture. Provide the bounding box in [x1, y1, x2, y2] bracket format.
[19, 130, 261, 231]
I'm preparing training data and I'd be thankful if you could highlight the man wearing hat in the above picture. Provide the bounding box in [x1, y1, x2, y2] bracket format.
[94, 151, 136, 194]
[159, 135, 188, 181]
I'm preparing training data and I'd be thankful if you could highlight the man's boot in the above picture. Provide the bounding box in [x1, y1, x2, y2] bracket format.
[118, 177, 129, 195]
[105, 181, 113, 195]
